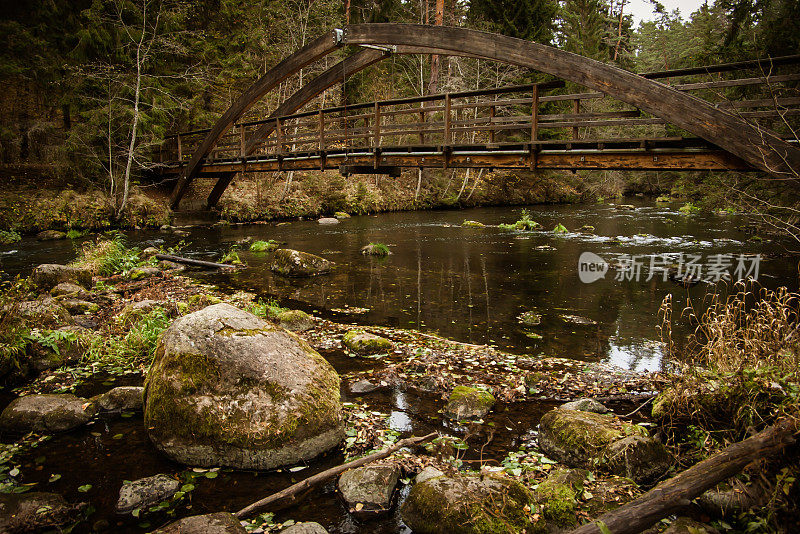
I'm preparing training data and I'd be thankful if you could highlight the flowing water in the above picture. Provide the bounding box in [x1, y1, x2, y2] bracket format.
[1, 200, 797, 532]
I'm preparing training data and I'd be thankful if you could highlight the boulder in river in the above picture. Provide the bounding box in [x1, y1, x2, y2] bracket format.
[154, 512, 247, 534]
[143, 303, 344, 470]
[93, 386, 144, 413]
[270, 249, 332, 277]
[461, 220, 485, 227]
[318, 217, 340, 225]
[342, 330, 392, 355]
[36, 230, 66, 241]
[0, 492, 86, 534]
[0, 394, 94, 434]
[400, 473, 536, 533]
[338, 464, 400, 517]
[538, 408, 671, 483]
[444, 385, 495, 421]
[30, 263, 92, 290]
[116, 473, 180, 513]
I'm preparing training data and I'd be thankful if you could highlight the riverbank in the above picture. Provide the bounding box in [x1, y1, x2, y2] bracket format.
[0, 237, 796, 533]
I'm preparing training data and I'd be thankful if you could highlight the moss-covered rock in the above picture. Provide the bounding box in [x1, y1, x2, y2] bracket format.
[400, 473, 539, 534]
[334, 212, 351, 219]
[462, 220, 485, 228]
[116, 473, 180, 514]
[129, 266, 161, 281]
[538, 408, 669, 483]
[277, 309, 314, 332]
[517, 311, 541, 326]
[0, 393, 95, 434]
[0, 492, 86, 534]
[50, 282, 91, 300]
[16, 298, 73, 328]
[92, 386, 144, 413]
[143, 303, 343, 470]
[270, 249, 332, 277]
[30, 264, 92, 290]
[153, 512, 247, 534]
[534, 468, 588, 527]
[36, 230, 66, 241]
[338, 464, 400, 517]
[444, 386, 495, 421]
[342, 330, 392, 355]
[59, 298, 99, 315]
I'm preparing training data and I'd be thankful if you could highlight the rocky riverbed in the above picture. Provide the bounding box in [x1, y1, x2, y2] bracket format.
[0, 246, 776, 533]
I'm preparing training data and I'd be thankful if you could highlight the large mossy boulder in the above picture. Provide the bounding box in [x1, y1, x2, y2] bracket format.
[270, 249, 332, 277]
[444, 386, 495, 421]
[143, 303, 344, 470]
[533, 468, 589, 528]
[342, 330, 392, 355]
[538, 408, 671, 484]
[0, 394, 94, 434]
[30, 264, 92, 291]
[400, 473, 538, 534]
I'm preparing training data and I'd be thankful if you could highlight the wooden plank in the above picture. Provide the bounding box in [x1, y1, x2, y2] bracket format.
[573, 99, 580, 140]
[444, 93, 452, 145]
[531, 85, 539, 143]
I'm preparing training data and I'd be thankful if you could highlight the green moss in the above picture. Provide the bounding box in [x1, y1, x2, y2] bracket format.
[362, 242, 390, 256]
[462, 220, 485, 228]
[536, 479, 578, 526]
[249, 240, 279, 253]
[186, 294, 222, 309]
[403, 475, 538, 534]
[342, 330, 392, 355]
[541, 410, 622, 456]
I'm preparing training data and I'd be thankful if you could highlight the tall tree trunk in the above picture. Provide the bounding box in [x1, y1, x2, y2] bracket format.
[427, 0, 445, 93]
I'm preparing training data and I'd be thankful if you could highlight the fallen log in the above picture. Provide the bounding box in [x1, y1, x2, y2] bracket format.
[235, 432, 438, 519]
[569, 418, 797, 534]
[154, 253, 237, 270]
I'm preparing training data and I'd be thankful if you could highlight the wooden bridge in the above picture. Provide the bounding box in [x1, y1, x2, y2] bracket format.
[157, 24, 800, 209]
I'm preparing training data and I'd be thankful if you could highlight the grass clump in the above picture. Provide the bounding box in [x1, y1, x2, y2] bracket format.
[220, 244, 243, 265]
[499, 209, 542, 231]
[362, 242, 390, 256]
[553, 223, 568, 234]
[84, 308, 171, 369]
[678, 202, 700, 214]
[73, 233, 140, 275]
[249, 240, 279, 253]
[66, 229, 87, 240]
[0, 281, 30, 376]
[0, 229, 21, 245]
[248, 299, 288, 319]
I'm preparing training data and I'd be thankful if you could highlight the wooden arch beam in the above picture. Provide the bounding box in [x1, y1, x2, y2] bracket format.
[170, 30, 343, 209]
[205, 48, 387, 208]
[341, 24, 800, 178]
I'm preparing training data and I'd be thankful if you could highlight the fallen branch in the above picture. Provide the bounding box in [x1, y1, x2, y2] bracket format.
[235, 432, 438, 519]
[569, 418, 797, 534]
[155, 253, 237, 270]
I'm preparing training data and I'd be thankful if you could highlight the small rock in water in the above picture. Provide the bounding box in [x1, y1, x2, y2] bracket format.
[461, 220, 485, 227]
[0, 394, 94, 434]
[281, 522, 329, 534]
[116, 473, 180, 514]
[560, 398, 608, 413]
[615, 204, 636, 210]
[342, 330, 392, 355]
[270, 249, 332, 277]
[334, 211, 351, 220]
[276, 309, 314, 332]
[93, 386, 144, 413]
[318, 217, 339, 225]
[517, 311, 541, 326]
[559, 314, 597, 326]
[350, 379, 380, 394]
[0, 492, 86, 533]
[338, 464, 400, 517]
[444, 385, 495, 421]
[153, 512, 247, 533]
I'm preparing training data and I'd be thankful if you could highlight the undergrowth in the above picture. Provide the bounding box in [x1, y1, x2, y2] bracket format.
[83, 309, 171, 370]
[73, 233, 141, 275]
[247, 299, 288, 319]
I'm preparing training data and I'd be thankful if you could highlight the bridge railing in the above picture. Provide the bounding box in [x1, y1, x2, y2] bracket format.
[158, 55, 800, 169]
